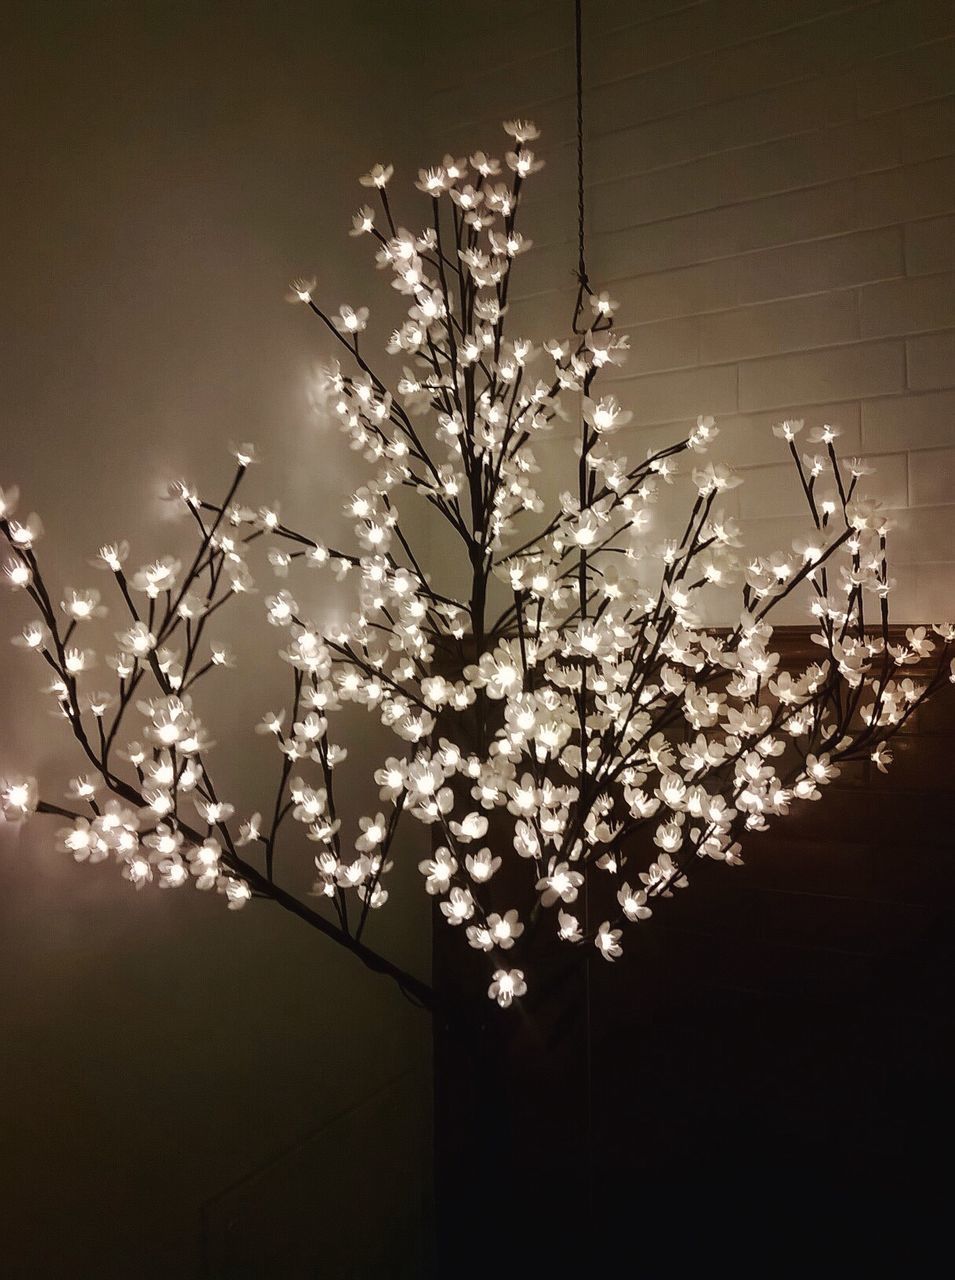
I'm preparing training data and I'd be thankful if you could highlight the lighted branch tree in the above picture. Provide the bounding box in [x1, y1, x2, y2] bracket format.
[2, 120, 953, 1015]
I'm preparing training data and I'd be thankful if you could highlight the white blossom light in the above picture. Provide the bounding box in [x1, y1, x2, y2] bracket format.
[0, 120, 951, 1017]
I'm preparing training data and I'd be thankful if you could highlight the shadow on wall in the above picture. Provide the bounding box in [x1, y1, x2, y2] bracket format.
[199, 1067, 433, 1278]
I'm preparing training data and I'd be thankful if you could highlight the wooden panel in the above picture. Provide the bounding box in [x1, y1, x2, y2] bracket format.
[433, 660, 955, 1269]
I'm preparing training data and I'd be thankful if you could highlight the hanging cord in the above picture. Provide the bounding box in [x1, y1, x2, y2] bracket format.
[572, 0, 593, 334]
[571, 0, 596, 1228]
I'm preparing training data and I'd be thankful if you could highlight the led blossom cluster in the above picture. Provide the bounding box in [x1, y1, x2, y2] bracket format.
[3, 121, 953, 1011]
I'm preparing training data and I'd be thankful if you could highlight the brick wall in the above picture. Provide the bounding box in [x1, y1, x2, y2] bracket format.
[428, 13, 955, 1261]
[431, 0, 955, 621]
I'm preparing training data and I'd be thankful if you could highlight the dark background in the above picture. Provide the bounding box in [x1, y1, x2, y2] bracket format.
[431, 667, 955, 1273]
[2, 1, 954, 1275]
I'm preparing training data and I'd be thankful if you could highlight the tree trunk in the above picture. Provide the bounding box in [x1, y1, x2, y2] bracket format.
[432, 920, 593, 1271]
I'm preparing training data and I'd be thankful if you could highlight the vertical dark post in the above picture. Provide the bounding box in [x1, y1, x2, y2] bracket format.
[432, 921, 592, 1269]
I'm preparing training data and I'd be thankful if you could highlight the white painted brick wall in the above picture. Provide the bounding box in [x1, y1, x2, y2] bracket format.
[906, 214, 955, 274]
[430, 0, 955, 620]
[908, 331, 955, 389]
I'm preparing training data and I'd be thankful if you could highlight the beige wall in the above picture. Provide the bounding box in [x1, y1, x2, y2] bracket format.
[432, 0, 955, 622]
[0, 3, 434, 1273]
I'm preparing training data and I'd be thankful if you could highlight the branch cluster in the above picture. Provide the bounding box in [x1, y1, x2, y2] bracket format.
[3, 121, 953, 1011]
